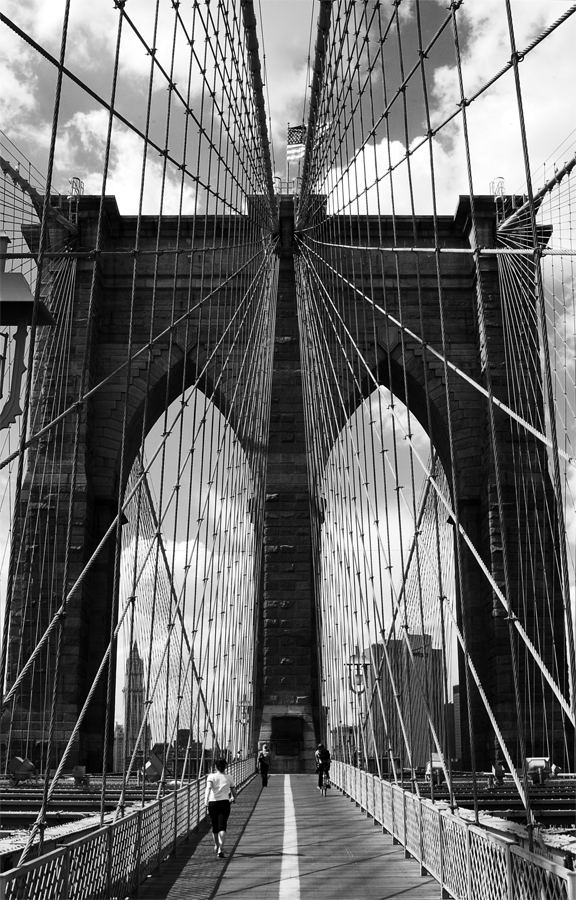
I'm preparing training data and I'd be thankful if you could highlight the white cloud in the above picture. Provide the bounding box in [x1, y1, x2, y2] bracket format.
[428, 0, 576, 197]
[0, 31, 38, 132]
[2, 0, 204, 91]
[316, 3, 576, 217]
[55, 109, 197, 214]
[322, 134, 455, 215]
[269, 60, 310, 155]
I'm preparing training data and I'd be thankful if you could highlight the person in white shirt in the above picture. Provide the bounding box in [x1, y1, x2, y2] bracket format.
[204, 758, 238, 858]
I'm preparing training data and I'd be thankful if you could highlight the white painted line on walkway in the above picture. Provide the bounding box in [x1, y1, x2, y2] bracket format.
[279, 774, 300, 900]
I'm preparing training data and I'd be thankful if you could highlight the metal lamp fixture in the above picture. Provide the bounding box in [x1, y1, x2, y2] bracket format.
[0, 233, 54, 431]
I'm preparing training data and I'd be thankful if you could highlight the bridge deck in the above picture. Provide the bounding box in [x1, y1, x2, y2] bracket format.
[136, 775, 439, 899]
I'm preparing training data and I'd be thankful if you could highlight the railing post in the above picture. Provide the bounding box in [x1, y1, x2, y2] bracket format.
[136, 809, 142, 896]
[566, 871, 576, 900]
[505, 840, 513, 900]
[60, 847, 70, 900]
[157, 796, 163, 870]
[403, 790, 410, 858]
[419, 799, 426, 876]
[381, 779, 387, 834]
[466, 825, 472, 900]
[106, 825, 113, 899]
[130, 809, 142, 897]
[173, 785, 178, 853]
[439, 810, 447, 899]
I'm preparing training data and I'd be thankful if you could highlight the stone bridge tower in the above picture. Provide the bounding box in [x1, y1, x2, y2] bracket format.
[5, 193, 568, 772]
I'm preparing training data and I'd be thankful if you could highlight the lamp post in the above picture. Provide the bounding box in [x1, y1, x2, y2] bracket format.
[345, 648, 368, 769]
[0, 233, 54, 431]
[236, 695, 250, 758]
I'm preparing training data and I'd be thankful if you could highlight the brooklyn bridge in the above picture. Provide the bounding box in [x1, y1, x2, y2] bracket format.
[0, 1, 575, 897]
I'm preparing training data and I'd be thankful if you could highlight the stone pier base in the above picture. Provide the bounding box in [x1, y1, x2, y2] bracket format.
[258, 703, 316, 774]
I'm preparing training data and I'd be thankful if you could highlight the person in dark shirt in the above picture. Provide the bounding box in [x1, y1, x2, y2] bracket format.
[315, 743, 331, 789]
[257, 743, 271, 787]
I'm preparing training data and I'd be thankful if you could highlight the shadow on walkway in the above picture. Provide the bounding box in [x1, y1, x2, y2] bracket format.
[134, 775, 438, 899]
[134, 777, 262, 900]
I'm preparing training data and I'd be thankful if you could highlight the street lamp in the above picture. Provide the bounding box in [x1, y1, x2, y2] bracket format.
[236, 695, 251, 758]
[345, 651, 368, 697]
[345, 648, 369, 769]
[0, 233, 54, 431]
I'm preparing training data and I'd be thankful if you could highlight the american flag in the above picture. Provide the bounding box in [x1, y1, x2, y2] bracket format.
[287, 124, 306, 162]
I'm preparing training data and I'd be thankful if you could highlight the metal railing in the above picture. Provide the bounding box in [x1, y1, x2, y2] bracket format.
[3, 757, 573, 899]
[0, 757, 256, 900]
[332, 761, 576, 900]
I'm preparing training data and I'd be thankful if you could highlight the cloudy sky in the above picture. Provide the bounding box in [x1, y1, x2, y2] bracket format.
[2, 0, 575, 597]
[0, 1, 574, 215]
[1, 0, 575, 602]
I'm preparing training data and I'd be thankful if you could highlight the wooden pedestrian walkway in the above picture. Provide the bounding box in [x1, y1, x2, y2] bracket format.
[135, 775, 440, 900]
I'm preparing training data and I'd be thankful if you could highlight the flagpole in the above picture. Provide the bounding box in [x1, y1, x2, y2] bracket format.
[286, 121, 290, 192]
[287, 123, 306, 195]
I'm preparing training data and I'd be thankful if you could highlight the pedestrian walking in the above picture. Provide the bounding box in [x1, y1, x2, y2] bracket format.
[257, 743, 271, 786]
[492, 759, 505, 785]
[204, 758, 237, 858]
[315, 743, 331, 789]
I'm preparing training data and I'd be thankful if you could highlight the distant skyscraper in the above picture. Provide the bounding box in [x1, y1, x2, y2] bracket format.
[452, 685, 462, 764]
[123, 642, 149, 769]
[363, 636, 445, 770]
[113, 722, 124, 772]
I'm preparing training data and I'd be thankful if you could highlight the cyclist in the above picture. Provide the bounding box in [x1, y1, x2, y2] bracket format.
[315, 743, 331, 790]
